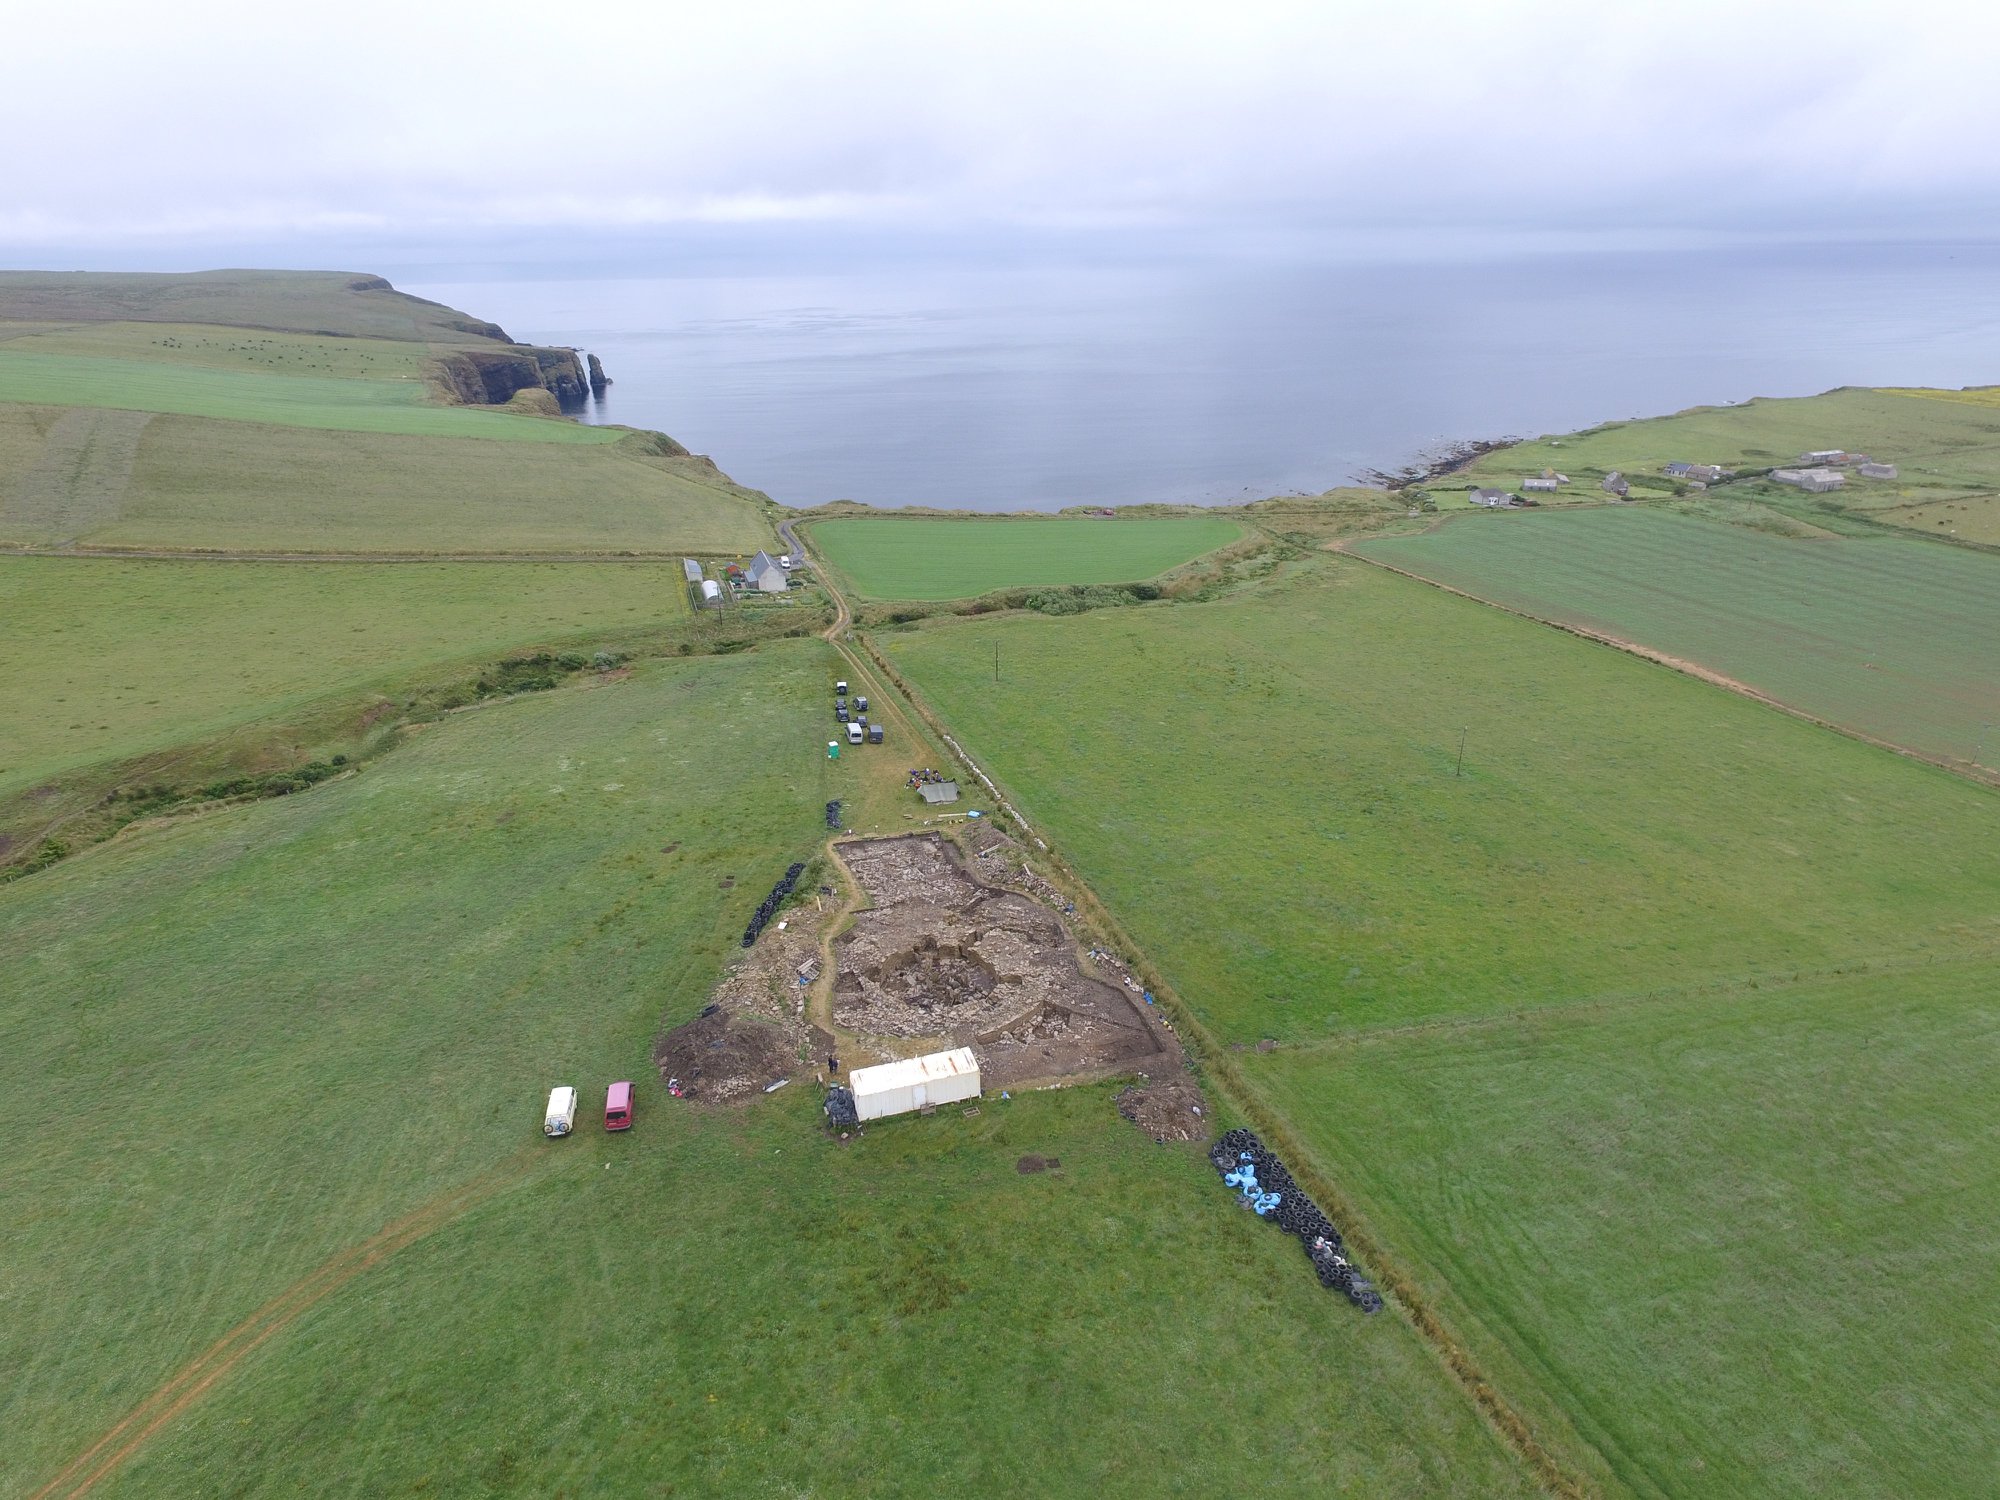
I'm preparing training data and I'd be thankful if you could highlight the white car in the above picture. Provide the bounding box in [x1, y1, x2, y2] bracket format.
[779, 554, 793, 569]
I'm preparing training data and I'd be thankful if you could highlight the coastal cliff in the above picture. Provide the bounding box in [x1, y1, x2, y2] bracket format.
[431, 344, 593, 408]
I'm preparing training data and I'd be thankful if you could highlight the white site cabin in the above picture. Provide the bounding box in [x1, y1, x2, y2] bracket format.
[848, 1047, 981, 1121]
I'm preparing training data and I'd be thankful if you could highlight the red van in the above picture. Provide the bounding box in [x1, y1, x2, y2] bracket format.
[604, 1081, 634, 1132]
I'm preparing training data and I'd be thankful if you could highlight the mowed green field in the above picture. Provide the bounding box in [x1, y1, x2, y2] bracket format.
[0, 350, 617, 443]
[0, 646, 1534, 1499]
[0, 556, 687, 800]
[0, 405, 774, 554]
[1355, 507, 2000, 768]
[883, 558, 2000, 1495]
[808, 514, 1244, 599]
[1246, 961, 2000, 1499]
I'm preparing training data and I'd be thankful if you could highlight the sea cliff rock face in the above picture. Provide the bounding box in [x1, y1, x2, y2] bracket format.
[588, 353, 609, 397]
[431, 346, 596, 408]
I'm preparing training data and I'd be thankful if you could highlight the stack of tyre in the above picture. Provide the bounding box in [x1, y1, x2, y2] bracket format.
[742, 862, 809, 947]
[1209, 1127, 1382, 1313]
[824, 1084, 858, 1128]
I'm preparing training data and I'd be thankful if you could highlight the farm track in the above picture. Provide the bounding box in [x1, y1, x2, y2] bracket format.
[1338, 538, 2000, 787]
[786, 515, 1595, 1498]
[28, 1159, 537, 1500]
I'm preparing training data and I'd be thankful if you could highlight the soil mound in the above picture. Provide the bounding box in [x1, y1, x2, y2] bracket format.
[1115, 1069, 1210, 1143]
[652, 1007, 793, 1104]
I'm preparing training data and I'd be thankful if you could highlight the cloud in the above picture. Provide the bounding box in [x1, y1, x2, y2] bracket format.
[4, 0, 1996, 244]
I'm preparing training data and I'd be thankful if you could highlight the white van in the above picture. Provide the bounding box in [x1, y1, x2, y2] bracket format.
[847, 721, 864, 745]
[543, 1086, 578, 1138]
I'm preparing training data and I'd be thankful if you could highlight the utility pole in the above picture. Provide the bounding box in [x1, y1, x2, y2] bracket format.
[1456, 726, 1467, 778]
[994, 641, 1000, 683]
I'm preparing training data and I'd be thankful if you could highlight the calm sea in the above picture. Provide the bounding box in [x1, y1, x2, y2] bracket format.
[408, 241, 2000, 510]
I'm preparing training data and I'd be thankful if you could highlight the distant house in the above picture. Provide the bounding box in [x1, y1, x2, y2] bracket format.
[1800, 449, 1861, 466]
[919, 781, 960, 805]
[682, 557, 704, 584]
[1521, 476, 1560, 493]
[1602, 471, 1630, 497]
[1468, 488, 1515, 507]
[748, 551, 789, 593]
[1664, 462, 1695, 478]
[1858, 462, 1898, 479]
[1772, 467, 1846, 493]
[1665, 462, 1730, 482]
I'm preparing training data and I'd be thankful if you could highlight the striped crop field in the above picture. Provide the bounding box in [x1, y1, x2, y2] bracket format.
[1354, 507, 2000, 770]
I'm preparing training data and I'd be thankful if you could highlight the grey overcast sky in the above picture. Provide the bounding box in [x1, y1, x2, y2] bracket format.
[5, 0, 1997, 248]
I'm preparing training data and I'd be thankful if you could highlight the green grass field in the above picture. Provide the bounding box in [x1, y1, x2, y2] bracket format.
[0, 320, 436, 381]
[808, 515, 1244, 599]
[1354, 507, 2000, 768]
[881, 557, 2000, 1494]
[0, 268, 515, 343]
[0, 646, 1534, 1499]
[0, 556, 691, 801]
[0, 351, 617, 442]
[1245, 959, 2000, 1500]
[0, 409, 773, 554]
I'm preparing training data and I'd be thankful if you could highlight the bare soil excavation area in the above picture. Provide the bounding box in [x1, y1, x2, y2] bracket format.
[832, 833, 1172, 1089]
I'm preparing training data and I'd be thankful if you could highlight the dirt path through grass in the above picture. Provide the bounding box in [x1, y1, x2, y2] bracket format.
[2, 408, 152, 543]
[28, 1158, 537, 1500]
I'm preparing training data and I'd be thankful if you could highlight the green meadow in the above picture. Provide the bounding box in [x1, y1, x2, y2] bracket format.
[807, 514, 1244, 599]
[0, 350, 617, 442]
[1356, 507, 2000, 768]
[882, 557, 2000, 1495]
[0, 555, 688, 800]
[0, 647, 1533, 1499]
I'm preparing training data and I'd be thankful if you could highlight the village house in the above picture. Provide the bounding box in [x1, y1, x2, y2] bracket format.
[1857, 462, 1898, 479]
[747, 550, 789, 593]
[1665, 462, 1730, 482]
[1772, 467, 1846, 493]
[1521, 476, 1560, 493]
[1468, 487, 1516, 507]
[1602, 471, 1630, 497]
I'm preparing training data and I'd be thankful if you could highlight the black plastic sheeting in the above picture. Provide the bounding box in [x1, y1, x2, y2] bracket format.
[1209, 1128, 1383, 1313]
[742, 862, 808, 948]
[824, 1083, 858, 1127]
[826, 800, 842, 829]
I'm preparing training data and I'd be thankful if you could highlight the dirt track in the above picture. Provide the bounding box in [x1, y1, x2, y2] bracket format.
[29, 1161, 532, 1500]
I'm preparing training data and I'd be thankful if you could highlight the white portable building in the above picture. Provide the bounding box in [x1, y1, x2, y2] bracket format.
[848, 1047, 981, 1122]
[544, 1086, 578, 1137]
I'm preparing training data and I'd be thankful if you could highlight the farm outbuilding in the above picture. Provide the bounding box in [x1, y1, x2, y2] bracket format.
[748, 551, 789, 593]
[1858, 462, 1898, 479]
[847, 1047, 981, 1121]
[682, 558, 704, 584]
[699, 578, 723, 608]
[1773, 467, 1846, 492]
[1521, 476, 1559, 493]
[1602, 471, 1630, 497]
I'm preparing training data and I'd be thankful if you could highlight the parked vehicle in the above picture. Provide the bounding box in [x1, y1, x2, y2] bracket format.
[847, 721, 864, 744]
[779, 554, 793, 569]
[835, 679, 849, 695]
[544, 1086, 578, 1138]
[868, 723, 884, 744]
[855, 696, 868, 713]
[604, 1081, 634, 1131]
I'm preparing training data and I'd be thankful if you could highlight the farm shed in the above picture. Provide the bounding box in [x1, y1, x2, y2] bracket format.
[1602, 471, 1630, 496]
[848, 1047, 981, 1121]
[748, 551, 789, 593]
[1773, 467, 1846, 492]
[1469, 487, 1515, 507]
[699, 579, 724, 608]
[919, 780, 960, 804]
[1858, 462, 1898, 479]
[1521, 476, 1559, 493]
[682, 558, 704, 583]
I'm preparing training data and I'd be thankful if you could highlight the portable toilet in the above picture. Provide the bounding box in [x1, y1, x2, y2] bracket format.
[543, 1086, 578, 1138]
[828, 740, 840, 760]
[868, 723, 884, 744]
[847, 721, 864, 745]
[847, 1047, 981, 1121]
[603, 1081, 634, 1132]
